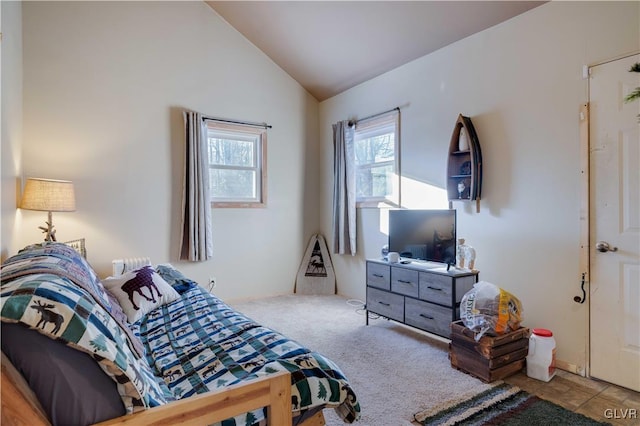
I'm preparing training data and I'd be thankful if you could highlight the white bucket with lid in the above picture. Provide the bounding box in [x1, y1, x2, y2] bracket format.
[526, 328, 556, 382]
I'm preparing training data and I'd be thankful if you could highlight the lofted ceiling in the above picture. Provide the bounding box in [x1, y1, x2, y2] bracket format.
[206, 1, 546, 101]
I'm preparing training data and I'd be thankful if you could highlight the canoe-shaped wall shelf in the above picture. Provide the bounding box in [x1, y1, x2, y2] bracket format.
[447, 114, 482, 213]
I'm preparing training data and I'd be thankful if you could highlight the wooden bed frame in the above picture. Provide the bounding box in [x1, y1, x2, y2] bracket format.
[1, 352, 326, 426]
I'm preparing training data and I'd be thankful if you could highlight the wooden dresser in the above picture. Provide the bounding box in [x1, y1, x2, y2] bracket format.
[365, 259, 478, 338]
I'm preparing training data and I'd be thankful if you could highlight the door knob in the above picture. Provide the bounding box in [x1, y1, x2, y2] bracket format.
[596, 241, 618, 253]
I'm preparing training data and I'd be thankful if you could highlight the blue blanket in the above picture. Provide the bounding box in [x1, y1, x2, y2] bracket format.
[132, 286, 360, 424]
[1, 243, 360, 424]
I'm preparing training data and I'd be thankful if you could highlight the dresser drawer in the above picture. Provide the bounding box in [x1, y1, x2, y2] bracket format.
[405, 298, 453, 337]
[367, 263, 391, 290]
[391, 267, 419, 298]
[453, 275, 477, 303]
[419, 273, 453, 306]
[367, 287, 404, 322]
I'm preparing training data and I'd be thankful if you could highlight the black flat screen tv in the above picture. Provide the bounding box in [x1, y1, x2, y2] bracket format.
[388, 209, 456, 265]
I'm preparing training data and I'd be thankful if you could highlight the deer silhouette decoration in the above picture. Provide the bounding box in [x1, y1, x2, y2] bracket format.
[121, 265, 162, 310]
[31, 300, 64, 334]
[307, 255, 325, 273]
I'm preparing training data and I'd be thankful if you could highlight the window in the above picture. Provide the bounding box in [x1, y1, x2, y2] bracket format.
[354, 111, 400, 207]
[206, 122, 267, 208]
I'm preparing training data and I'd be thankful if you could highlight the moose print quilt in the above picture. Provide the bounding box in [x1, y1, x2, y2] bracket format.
[1, 243, 361, 425]
[0, 242, 145, 357]
[131, 285, 360, 425]
[0, 244, 172, 413]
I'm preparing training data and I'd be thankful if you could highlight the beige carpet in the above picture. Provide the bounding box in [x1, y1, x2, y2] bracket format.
[230, 294, 493, 426]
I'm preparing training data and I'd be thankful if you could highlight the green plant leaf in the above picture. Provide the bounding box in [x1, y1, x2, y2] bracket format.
[624, 88, 640, 103]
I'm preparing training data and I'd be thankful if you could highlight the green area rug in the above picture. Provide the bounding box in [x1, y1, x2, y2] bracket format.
[414, 382, 610, 426]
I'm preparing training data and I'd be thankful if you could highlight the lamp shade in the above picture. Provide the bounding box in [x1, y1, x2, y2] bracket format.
[20, 178, 76, 212]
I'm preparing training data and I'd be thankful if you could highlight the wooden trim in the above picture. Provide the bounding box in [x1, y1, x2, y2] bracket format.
[94, 371, 291, 426]
[213, 201, 267, 209]
[1, 352, 51, 426]
[579, 102, 590, 377]
[356, 198, 400, 209]
[579, 103, 590, 281]
[1, 351, 292, 426]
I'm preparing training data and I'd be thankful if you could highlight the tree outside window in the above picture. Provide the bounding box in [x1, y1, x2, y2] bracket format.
[206, 122, 267, 208]
[354, 112, 400, 207]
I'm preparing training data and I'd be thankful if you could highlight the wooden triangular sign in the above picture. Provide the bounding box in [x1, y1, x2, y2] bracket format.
[295, 234, 336, 295]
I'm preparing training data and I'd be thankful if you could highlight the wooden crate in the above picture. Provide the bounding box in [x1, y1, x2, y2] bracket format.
[449, 320, 529, 383]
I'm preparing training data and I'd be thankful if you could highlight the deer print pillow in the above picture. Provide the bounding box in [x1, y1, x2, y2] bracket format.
[103, 265, 180, 323]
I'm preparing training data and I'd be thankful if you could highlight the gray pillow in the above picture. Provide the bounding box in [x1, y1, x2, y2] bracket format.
[155, 264, 198, 294]
[1, 322, 125, 426]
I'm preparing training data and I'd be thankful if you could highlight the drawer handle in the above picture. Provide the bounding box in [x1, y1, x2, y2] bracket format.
[427, 286, 443, 291]
[419, 313, 434, 320]
[378, 301, 391, 307]
[398, 279, 413, 284]
[373, 273, 384, 278]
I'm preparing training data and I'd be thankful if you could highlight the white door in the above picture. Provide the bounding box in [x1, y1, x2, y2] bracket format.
[589, 54, 640, 392]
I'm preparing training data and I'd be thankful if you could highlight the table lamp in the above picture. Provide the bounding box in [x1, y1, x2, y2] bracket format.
[20, 178, 76, 242]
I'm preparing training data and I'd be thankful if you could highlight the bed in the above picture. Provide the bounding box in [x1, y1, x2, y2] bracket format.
[0, 242, 361, 426]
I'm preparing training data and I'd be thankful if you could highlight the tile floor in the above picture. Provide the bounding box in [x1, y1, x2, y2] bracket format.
[504, 370, 640, 425]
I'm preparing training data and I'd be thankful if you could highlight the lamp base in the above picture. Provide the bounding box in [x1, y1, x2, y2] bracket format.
[38, 211, 57, 242]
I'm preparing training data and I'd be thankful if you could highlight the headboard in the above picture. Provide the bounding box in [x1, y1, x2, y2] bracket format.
[111, 257, 151, 276]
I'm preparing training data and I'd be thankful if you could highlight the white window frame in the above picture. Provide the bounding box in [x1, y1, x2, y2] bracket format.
[206, 121, 267, 208]
[354, 111, 400, 208]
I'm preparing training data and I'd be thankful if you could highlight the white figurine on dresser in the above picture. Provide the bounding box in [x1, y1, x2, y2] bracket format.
[457, 238, 476, 271]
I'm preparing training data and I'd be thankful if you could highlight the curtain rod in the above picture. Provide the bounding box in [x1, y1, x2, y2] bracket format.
[202, 115, 272, 129]
[349, 106, 400, 126]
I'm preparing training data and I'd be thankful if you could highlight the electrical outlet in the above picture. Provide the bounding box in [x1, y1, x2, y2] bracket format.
[208, 276, 217, 291]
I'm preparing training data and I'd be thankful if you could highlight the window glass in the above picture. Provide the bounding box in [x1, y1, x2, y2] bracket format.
[206, 123, 267, 207]
[208, 135, 255, 168]
[353, 112, 399, 207]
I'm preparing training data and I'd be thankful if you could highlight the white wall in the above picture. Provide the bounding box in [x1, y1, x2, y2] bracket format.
[319, 1, 639, 373]
[1, 1, 23, 261]
[16, 1, 319, 300]
[7, 0, 639, 373]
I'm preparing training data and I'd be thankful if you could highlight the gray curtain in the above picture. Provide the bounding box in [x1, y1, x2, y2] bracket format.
[332, 120, 356, 255]
[180, 111, 213, 261]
